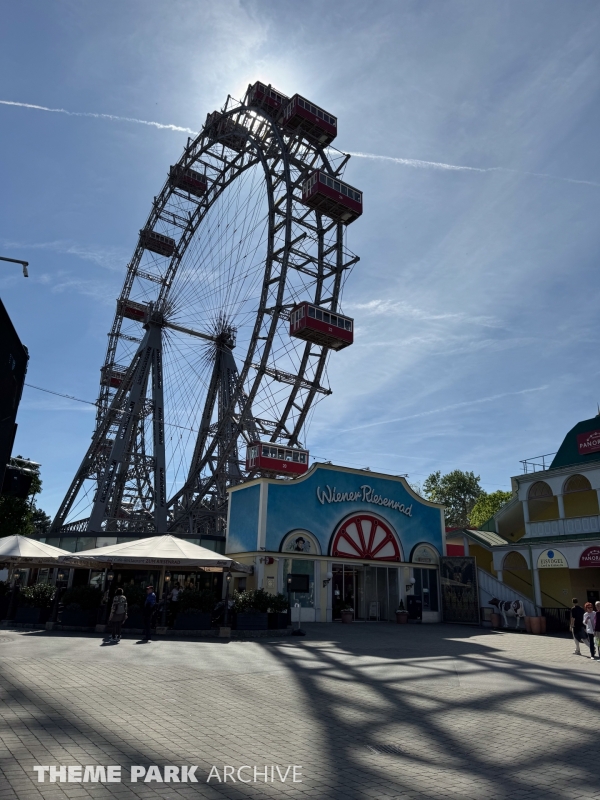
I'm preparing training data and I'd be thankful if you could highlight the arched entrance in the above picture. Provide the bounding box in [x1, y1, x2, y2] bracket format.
[329, 514, 402, 621]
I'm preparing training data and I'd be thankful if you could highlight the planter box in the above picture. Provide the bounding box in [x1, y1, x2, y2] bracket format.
[60, 609, 97, 627]
[341, 611, 354, 624]
[123, 610, 144, 629]
[174, 612, 212, 630]
[395, 611, 409, 625]
[268, 612, 289, 630]
[236, 612, 269, 631]
[15, 607, 50, 624]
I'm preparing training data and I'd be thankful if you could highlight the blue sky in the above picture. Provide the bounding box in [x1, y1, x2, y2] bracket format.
[2, 1, 600, 517]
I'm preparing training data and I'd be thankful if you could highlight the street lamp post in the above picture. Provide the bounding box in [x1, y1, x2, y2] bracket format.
[0, 255, 29, 277]
[223, 571, 232, 626]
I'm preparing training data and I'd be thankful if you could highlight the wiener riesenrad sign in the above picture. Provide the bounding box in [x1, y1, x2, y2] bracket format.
[316, 484, 413, 517]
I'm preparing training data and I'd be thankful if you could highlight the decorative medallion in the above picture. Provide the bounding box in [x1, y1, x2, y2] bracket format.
[330, 514, 401, 561]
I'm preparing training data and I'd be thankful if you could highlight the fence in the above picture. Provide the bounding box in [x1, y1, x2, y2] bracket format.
[541, 607, 571, 633]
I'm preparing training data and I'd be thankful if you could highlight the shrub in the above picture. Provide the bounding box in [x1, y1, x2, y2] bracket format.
[20, 583, 55, 609]
[268, 593, 289, 613]
[178, 589, 216, 614]
[122, 586, 146, 611]
[233, 588, 285, 614]
[0, 581, 9, 598]
[60, 585, 102, 611]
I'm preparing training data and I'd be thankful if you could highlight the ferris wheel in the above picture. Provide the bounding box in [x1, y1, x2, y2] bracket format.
[51, 82, 363, 542]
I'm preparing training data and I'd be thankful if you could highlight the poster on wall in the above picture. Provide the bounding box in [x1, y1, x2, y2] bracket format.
[440, 556, 479, 625]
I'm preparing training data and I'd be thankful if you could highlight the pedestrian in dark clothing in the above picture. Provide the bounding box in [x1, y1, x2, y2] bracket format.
[108, 588, 127, 642]
[570, 598, 586, 656]
[142, 585, 156, 641]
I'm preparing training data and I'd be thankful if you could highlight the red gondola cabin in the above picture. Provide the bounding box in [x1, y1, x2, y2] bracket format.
[169, 165, 207, 197]
[290, 302, 353, 351]
[118, 299, 148, 322]
[246, 81, 288, 114]
[246, 442, 309, 475]
[301, 170, 362, 224]
[100, 365, 127, 389]
[281, 94, 337, 145]
[205, 111, 248, 152]
[139, 229, 176, 258]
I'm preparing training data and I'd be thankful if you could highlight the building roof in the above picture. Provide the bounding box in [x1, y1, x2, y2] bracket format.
[447, 528, 508, 548]
[549, 415, 600, 470]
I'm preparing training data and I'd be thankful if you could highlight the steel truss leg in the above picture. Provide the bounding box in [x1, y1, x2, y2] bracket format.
[87, 324, 167, 534]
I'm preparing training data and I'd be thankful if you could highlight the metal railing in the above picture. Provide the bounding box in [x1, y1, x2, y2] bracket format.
[520, 453, 556, 474]
[541, 607, 571, 633]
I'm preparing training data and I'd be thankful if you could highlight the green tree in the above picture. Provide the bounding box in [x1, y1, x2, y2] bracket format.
[469, 490, 512, 529]
[0, 456, 50, 537]
[423, 469, 483, 527]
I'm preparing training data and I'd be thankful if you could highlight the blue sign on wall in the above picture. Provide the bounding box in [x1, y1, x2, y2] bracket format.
[227, 465, 444, 561]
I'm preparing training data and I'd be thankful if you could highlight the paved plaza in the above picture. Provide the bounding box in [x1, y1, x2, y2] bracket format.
[0, 623, 599, 800]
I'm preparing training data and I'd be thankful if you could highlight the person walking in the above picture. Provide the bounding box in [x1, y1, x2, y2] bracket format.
[583, 602, 597, 660]
[142, 584, 156, 642]
[168, 582, 182, 627]
[570, 598, 585, 655]
[108, 588, 127, 642]
[594, 601, 600, 656]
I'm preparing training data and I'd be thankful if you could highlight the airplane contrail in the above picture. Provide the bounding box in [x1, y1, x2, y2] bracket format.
[347, 150, 600, 188]
[2, 99, 598, 188]
[0, 99, 195, 134]
[339, 384, 549, 433]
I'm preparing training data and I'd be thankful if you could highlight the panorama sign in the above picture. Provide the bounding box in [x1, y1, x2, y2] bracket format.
[576, 430, 600, 456]
[579, 546, 600, 568]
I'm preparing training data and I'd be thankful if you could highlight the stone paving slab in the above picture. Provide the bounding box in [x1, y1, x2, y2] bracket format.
[0, 624, 599, 799]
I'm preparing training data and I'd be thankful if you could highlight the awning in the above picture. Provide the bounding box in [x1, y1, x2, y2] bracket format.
[0, 534, 69, 565]
[58, 534, 252, 573]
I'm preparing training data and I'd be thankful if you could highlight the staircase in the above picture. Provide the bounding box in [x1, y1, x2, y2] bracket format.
[477, 568, 537, 616]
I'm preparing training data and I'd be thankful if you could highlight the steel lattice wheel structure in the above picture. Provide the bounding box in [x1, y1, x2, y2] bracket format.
[51, 83, 361, 543]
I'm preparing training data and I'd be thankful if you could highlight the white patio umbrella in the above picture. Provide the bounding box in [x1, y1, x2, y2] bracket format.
[58, 534, 252, 601]
[59, 534, 249, 569]
[0, 534, 69, 566]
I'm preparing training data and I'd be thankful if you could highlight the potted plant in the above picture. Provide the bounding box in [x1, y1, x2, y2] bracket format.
[267, 593, 290, 630]
[340, 606, 354, 624]
[60, 586, 101, 627]
[15, 583, 55, 624]
[395, 600, 409, 624]
[234, 588, 270, 630]
[174, 589, 215, 630]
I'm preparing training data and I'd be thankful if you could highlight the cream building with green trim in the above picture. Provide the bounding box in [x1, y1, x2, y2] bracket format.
[447, 415, 600, 619]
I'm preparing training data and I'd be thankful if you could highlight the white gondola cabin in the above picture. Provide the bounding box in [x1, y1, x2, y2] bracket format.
[281, 94, 337, 145]
[246, 81, 288, 114]
[139, 229, 176, 258]
[169, 165, 207, 197]
[290, 302, 353, 351]
[301, 170, 362, 224]
[246, 442, 309, 476]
